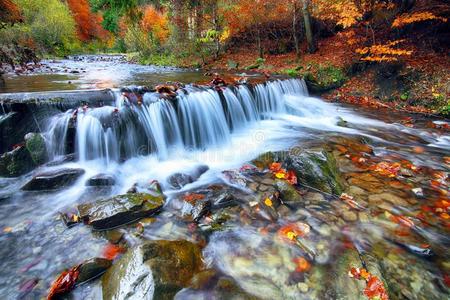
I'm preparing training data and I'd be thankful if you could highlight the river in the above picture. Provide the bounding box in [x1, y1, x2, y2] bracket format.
[0, 56, 449, 299]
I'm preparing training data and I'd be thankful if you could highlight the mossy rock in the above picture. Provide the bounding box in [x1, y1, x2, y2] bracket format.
[25, 133, 48, 165]
[102, 240, 203, 300]
[78, 192, 165, 230]
[285, 150, 344, 195]
[0, 146, 35, 177]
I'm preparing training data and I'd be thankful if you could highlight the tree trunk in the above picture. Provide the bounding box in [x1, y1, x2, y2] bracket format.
[302, 0, 316, 53]
[256, 27, 263, 58]
[292, 2, 300, 60]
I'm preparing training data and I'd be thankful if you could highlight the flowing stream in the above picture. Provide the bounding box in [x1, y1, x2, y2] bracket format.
[0, 58, 449, 299]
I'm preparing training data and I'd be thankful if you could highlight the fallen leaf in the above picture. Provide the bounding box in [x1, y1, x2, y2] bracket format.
[47, 265, 80, 300]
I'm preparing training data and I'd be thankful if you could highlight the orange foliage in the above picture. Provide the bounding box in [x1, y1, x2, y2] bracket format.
[67, 0, 109, 41]
[356, 40, 413, 62]
[0, 0, 22, 26]
[141, 6, 169, 43]
[392, 11, 447, 28]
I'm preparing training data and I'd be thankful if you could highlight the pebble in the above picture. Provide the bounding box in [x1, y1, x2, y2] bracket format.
[358, 212, 370, 223]
[342, 211, 358, 222]
[259, 184, 269, 192]
[261, 178, 275, 185]
[298, 282, 309, 293]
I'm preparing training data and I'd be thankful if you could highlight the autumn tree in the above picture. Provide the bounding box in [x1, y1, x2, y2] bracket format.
[67, 0, 109, 41]
[0, 0, 22, 28]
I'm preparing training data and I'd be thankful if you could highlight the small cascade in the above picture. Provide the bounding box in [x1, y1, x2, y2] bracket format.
[46, 79, 309, 163]
[45, 111, 72, 159]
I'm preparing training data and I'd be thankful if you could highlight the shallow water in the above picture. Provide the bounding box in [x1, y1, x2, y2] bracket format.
[0, 58, 449, 299]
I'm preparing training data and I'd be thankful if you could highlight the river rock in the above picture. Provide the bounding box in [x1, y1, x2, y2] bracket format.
[101, 240, 203, 300]
[285, 150, 344, 195]
[333, 248, 367, 300]
[21, 168, 85, 190]
[86, 174, 115, 187]
[368, 193, 408, 206]
[0, 146, 35, 177]
[77, 258, 112, 284]
[24, 133, 48, 165]
[275, 179, 302, 204]
[78, 192, 165, 230]
[168, 165, 209, 189]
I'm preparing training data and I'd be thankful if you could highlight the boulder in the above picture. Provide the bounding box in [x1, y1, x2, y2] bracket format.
[285, 150, 344, 195]
[78, 193, 165, 230]
[25, 133, 48, 165]
[0, 146, 35, 177]
[21, 168, 85, 191]
[168, 165, 209, 189]
[77, 258, 112, 284]
[102, 240, 203, 300]
[86, 174, 115, 187]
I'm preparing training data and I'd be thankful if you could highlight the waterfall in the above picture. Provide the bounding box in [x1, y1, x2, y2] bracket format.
[46, 78, 308, 163]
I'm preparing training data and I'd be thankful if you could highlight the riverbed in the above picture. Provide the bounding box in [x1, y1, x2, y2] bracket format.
[0, 57, 449, 299]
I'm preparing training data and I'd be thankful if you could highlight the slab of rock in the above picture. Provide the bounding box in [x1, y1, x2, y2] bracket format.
[22, 168, 85, 190]
[86, 174, 115, 187]
[78, 193, 165, 230]
[102, 240, 203, 300]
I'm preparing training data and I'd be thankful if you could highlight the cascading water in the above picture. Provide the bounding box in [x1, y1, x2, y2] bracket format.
[47, 79, 310, 163]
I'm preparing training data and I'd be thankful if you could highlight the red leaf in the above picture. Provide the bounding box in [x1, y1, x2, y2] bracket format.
[47, 266, 80, 300]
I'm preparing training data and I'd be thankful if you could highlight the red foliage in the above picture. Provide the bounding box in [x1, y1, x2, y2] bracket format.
[47, 265, 80, 300]
[67, 0, 109, 41]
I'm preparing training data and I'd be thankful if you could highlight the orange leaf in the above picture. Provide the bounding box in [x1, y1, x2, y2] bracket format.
[102, 244, 126, 260]
[293, 257, 311, 272]
[47, 265, 80, 300]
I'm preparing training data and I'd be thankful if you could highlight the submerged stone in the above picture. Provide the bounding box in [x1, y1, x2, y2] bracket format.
[101, 240, 203, 300]
[22, 168, 85, 190]
[77, 193, 165, 230]
[285, 150, 344, 195]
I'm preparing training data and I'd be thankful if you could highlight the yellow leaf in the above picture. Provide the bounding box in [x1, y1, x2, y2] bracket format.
[286, 231, 297, 241]
[264, 198, 273, 207]
[3, 227, 12, 233]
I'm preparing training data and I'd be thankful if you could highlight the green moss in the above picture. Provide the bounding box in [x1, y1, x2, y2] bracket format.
[25, 133, 47, 165]
[303, 64, 347, 93]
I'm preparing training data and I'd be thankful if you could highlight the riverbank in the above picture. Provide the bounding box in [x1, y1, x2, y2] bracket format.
[200, 32, 449, 117]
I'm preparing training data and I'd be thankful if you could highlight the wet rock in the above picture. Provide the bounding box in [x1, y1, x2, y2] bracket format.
[102, 240, 203, 300]
[348, 173, 383, 193]
[211, 192, 239, 209]
[368, 193, 408, 206]
[275, 179, 302, 204]
[77, 258, 112, 284]
[334, 249, 367, 300]
[348, 185, 367, 196]
[342, 211, 358, 222]
[191, 199, 211, 222]
[86, 174, 115, 187]
[22, 168, 85, 190]
[285, 150, 344, 194]
[78, 193, 164, 230]
[0, 146, 35, 177]
[168, 173, 193, 189]
[168, 165, 209, 189]
[24, 133, 48, 165]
